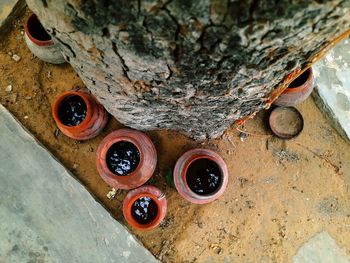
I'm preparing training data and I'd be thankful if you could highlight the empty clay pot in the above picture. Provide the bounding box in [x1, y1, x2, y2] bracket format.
[173, 148, 228, 204]
[52, 89, 108, 140]
[269, 106, 304, 139]
[96, 129, 157, 190]
[24, 14, 65, 64]
[123, 185, 167, 231]
[274, 67, 314, 106]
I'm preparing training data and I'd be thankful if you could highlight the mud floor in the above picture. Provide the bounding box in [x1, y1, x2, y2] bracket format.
[1, 11, 350, 263]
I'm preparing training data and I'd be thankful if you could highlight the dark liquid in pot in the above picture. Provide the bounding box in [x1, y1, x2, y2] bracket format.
[58, 95, 87, 126]
[106, 141, 140, 176]
[131, 197, 158, 225]
[28, 15, 52, 41]
[288, 69, 310, 88]
[186, 158, 222, 195]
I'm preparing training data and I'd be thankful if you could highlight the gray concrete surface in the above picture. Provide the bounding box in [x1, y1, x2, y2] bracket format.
[313, 36, 350, 142]
[0, 0, 17, 23]
[293, 232, 350, 263]
[0, 0, 25, 39]
[0, 104, 158, 263]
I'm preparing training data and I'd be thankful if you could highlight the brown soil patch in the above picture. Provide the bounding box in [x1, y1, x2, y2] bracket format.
[1, 10, 350, 263]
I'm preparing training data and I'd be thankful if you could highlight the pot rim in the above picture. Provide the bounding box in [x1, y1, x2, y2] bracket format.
[174, 148, 228, 204]
[269, 106, 304, 139]
[183, 155, 225, 197]
[96, 129, 157, 189]
[98, 135, 144, 179]
[283, 67, 313, 94]
[25, 14, 54, 46]
[123, 186, 167, 231]
[52, 91, 93, 131]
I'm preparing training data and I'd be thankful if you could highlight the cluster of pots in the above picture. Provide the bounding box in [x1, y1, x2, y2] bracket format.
[27, 11, 230, 231]
[269, 67, 314, 139]
[52, 88, 229, 231]
[28, 11, 315, 230]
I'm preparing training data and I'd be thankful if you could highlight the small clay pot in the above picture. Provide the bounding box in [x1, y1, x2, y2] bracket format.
[123, 185, 167, 231]
[24, 14, 65, 64]
[269, 106, 304, 139]
[96, 129, 157, 190]
[173, 148, 228, 204]
[52, 89, 108, 140]
[274, 67, 314, 106]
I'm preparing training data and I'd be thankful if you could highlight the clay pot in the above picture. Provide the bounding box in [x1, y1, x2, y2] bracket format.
[24, 14, 65, 64]
[274, 67, 314, 106]
[173, 148, 228, 204]
[96, 129, 157, 190]
[52, 89, 108, 140]
[269, 106, 304, 139]
[123, 185, 167, 231]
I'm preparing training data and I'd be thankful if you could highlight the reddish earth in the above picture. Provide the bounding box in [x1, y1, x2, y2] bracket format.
[1, 10, 349, 263]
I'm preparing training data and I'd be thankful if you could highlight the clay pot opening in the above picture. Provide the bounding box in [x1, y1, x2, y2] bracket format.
[288, 68, 312, 89]
[184, 157, 224, 197]
[174, 149, 228, 204]
[25, 14, 54, 46]
[105, 140, 141, 177]
[53, 91, 92, 130]
[129, 194, 160, 227]
[58, 94, 87, 127]
[123, 186, 167, 231]
[52, 89, 108, 140]
[96, 129, 157, 190]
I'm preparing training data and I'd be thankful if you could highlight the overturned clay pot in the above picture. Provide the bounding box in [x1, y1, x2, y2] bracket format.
[269, 106, 304, 139]
[24, 14, 65, 64]
[274, 67, 314, 107]
[96, 129, 157, 190]
[123, 185, 167, 231]
[52, 89, 108, 140]
[173, 148, 228, 204]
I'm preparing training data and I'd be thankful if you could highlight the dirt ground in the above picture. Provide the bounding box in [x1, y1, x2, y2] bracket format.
[1, 11, 350, 263]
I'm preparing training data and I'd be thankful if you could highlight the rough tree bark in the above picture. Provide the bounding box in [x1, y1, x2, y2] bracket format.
[26, 0, 350, 139]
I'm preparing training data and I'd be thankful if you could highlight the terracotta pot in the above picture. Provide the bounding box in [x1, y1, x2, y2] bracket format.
[24, 14, 65, 64]
[52, 89, 108, 140]
[269, 106, 304, 139]
[123, 185, 167, 231]
[173, 148, 228, 204]
[96, 129, 157, 190]
[274, 67, 314, 106]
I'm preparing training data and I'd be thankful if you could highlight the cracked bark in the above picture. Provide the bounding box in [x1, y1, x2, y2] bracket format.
[26, 0, 350, 139]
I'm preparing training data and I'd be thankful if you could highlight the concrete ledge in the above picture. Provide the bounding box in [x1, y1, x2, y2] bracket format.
[0, 104, 158, 263]
[0, 0, 26, 40]
[313, 37, 350, 142]
[313, 88, 350, 142]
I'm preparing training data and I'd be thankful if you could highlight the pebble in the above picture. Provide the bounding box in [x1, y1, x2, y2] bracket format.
[24, 115, 28, 119]
[5, 85, 12, 92]
[25, 96, 32, 100]
[106, 188, 117, 199]
[210, 243, 222, 254]
[12, 54, 21, 62]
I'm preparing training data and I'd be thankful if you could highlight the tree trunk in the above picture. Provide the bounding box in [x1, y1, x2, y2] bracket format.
[26, 0, 350, 139]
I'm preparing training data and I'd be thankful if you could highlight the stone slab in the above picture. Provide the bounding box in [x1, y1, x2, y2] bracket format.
[0, 0, 26, 40]
[313, 36, 350, 142]
[293, 232, 350, 263]
[0, 104, 158, 263]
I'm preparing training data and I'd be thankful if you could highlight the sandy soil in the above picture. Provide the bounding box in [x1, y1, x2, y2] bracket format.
[1, 11, 349, 263]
